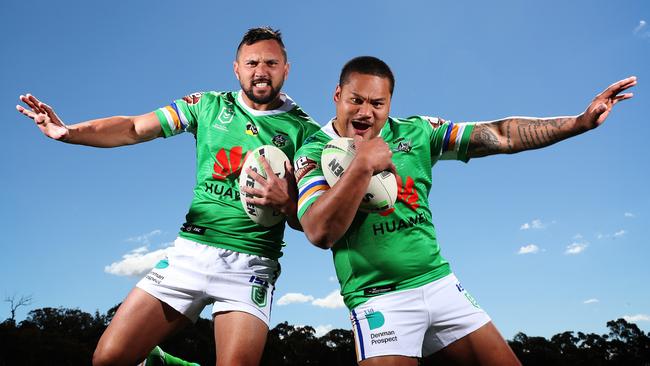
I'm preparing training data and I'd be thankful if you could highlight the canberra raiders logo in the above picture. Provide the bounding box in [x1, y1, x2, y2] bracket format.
[272, 134, 287, 147]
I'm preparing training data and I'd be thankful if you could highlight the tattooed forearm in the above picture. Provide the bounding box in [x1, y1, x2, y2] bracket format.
[515, 117, 573, 150]
[468, 116, 578, 158]
[471, 124, 501, 156]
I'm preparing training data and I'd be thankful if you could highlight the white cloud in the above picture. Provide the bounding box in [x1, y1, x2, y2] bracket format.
[597, 230, 627, 240]
[277, 293, 315, 306]
[634, 20, 646, 34]
[583, 298, 599, 304]
[312, 290, 345, 309]
[565, 242, 588, 255]
[623, 314, 650, 322]
[314, 324, 334, 337]
[517, 244, 540, 255]
[624, 212, 635, 218]
[328, 276, 338, 282]
[520, 219, 545, 230]
[126, 229, 162, 245]
[104, 245, 169, 276]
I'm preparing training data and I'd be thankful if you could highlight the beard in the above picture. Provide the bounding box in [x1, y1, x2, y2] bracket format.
[241, 79, 284, 105]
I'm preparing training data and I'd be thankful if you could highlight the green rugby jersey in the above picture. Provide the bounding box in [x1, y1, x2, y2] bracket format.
[294, 117, 474, 309]
[155, 91, 320, 259]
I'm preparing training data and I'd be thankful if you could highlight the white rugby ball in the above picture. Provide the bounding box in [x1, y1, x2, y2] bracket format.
[321, 137, 398, 213]
[239, 145, 290, 227]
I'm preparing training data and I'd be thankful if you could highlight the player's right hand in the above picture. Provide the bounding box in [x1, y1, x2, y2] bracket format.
[16, 94, 69, 141]
[353, 135, 396, 175]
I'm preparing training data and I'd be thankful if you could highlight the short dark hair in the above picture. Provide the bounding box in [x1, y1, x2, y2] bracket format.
[339, 56, 395, 95]
[236, 27, 287, 61]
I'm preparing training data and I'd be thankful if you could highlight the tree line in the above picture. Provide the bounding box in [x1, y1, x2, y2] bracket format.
[1, 304, 649, 365]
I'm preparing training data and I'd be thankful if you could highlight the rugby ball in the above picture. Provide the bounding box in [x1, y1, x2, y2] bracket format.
[321, 137, 397, 213]
[239, 145, 290, 227]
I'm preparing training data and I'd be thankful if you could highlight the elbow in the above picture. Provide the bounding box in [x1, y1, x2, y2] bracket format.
[303, 225, 335, 250]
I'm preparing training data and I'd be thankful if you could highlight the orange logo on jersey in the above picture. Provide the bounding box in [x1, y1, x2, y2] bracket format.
[213, 147, 249, 180]
[379, 175, 420, 216]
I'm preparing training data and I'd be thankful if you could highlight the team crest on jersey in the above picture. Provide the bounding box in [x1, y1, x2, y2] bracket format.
[294, 156, 317, 181]
[182, 92, 203, 105]
[392, 139, 412, 153]
[246, 122, 259, 136]
[272, 134, 287, 147]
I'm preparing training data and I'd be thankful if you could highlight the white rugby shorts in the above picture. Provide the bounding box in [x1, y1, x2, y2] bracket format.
[350, 273, 490, 361]
[136, 237, 280, 325]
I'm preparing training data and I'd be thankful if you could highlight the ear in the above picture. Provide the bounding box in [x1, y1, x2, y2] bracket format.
[333, 85, 342, 103]
[284, 62, 290, 80]
[233, 61, 240, 81]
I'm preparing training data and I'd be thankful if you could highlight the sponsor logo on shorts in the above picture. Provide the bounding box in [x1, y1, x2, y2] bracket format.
[362, 309, 399, 345]
[457, 282, 481, 309]
[251, 286, 267, 307]
[145, 270, 165, 285]
[155, 259, 169, 269]
[370, 330, 398, 345]
[364, 309, 385, 330]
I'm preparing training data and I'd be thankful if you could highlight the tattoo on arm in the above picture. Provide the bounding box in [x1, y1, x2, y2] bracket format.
[515, 118, 571, 150]
[471, 124, 501, 156]
[469, 117, 575, 158]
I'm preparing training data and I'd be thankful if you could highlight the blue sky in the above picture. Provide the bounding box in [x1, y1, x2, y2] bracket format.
[2, 0, 648, 340]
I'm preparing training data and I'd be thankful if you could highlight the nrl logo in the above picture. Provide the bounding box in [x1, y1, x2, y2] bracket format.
[251, 285, 267, 307]
[218, 106, 235, 124]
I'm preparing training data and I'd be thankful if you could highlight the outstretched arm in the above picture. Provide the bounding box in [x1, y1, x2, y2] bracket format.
[467, 76, 636, 158]
[16, 94, 163, 147]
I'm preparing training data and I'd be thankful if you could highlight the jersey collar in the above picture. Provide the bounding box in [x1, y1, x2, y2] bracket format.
[236, 91, 296, 116]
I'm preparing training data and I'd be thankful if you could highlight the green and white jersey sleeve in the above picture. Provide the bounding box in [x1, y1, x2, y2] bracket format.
[155, 91, 320, 259]
[295, 117, 474, 309]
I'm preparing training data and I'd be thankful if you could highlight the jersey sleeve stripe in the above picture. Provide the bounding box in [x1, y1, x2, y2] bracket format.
[442, 122, 454, 152]
[298, 180, 329, 206]
[297, 188, 327, 218]
[170, 102, 189, 129]
[298, 176, 328, 196]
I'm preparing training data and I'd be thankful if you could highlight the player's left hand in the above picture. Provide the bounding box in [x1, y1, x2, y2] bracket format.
[242, 157, 297, 216]
[579, 76, 636, 129]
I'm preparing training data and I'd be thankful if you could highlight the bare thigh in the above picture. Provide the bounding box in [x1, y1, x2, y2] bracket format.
[423, 321, 521, 366]
[213, 311, 269, 366]
[93, 287, 192, 366]
[359, 355, 418, 366]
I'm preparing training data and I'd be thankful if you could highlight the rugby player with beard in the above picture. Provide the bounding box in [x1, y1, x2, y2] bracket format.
[17, 27, 320, 366]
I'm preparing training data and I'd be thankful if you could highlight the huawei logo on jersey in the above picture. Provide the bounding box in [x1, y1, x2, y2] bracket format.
[379, 175, 420, 216]
[212, 147, 249, 180]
